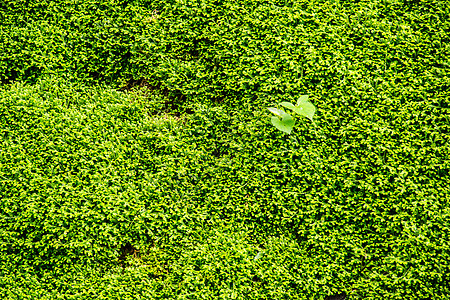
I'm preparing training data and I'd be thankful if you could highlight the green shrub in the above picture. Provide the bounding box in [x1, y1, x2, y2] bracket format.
[1, 75, 450, 298]
[1, 0, 449, 109]
[0, 0, 155, 84]
[1, 0, 450, 298]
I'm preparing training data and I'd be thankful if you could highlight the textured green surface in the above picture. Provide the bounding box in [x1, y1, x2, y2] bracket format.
[1, 0, 450, 299]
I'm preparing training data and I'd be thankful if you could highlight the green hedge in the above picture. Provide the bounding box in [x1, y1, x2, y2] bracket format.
[1, 75, 449, 298]
[2, 0, 449, 108]
[1, 0, 450, 298]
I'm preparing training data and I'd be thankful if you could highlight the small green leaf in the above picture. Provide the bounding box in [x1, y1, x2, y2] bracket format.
[254, 251, 265, 261]
[296, 95, 309, 106]
[294, 95, 315, 122]
[271, 113, 294, 134]
[267, 107, 286, 117]
[280, 101, 296, 111]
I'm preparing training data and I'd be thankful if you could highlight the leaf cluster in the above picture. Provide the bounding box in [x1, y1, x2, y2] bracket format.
[268, 95, 316, 134]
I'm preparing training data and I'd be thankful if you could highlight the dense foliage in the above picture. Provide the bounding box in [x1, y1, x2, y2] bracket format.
[1, 0, 449, 299]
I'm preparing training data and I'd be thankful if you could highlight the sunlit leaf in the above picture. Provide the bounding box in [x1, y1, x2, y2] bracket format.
[294, 96, 315, 122]
[280, 101, 296, 111]
[296, 95, 309, 106]
[267, 107, 286, 117]
[254, 251, 264, 260]
[271, 113, 294, 134]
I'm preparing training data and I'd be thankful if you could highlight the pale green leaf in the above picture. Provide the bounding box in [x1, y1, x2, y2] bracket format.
[271, 113, 294, 134]
[280, 101, 296, 111]
[294, 96, 315, 122]
[267, 107, 286, 117]
[296, 95, 309, 106]
[254, 251, 265, 260]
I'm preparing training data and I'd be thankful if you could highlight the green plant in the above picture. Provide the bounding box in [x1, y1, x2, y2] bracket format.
[267, 95, 316, 134]
[2, 0, 450, 298]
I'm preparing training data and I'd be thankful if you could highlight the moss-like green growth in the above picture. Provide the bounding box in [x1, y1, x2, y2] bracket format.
[1, 0, 449, 298]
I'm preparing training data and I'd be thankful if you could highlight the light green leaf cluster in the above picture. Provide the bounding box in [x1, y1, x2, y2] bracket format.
[267, 95, 316, 134]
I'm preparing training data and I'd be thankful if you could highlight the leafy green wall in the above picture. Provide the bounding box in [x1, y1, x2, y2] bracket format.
[1, 0, 450, 299]
[2, 0, 449, 108]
